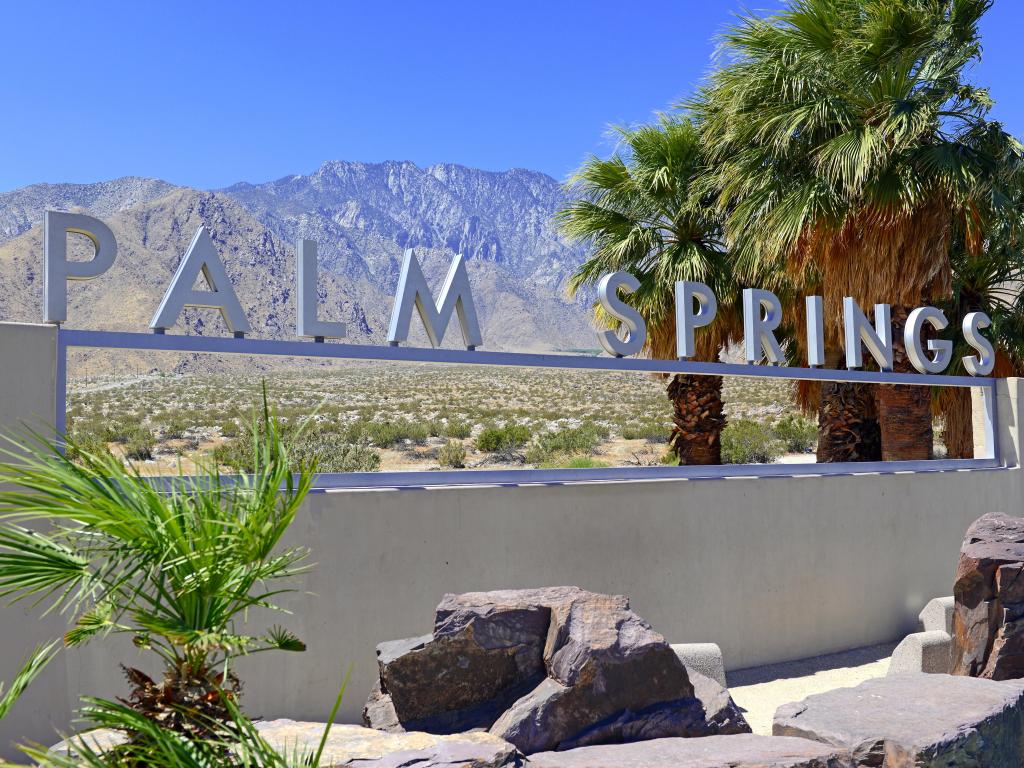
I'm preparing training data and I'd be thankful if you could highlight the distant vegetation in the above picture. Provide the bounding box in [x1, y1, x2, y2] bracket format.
[65, 364, 814, 475]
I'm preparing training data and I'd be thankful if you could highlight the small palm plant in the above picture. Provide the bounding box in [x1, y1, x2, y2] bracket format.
[0, 398, 313, 744]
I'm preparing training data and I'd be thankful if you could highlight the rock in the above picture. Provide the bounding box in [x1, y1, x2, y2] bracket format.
[526, 734, 854, 768]
[689, 670, 749, 734]
[672, 642, 727, 688]
[886, 630, 952, 675]
[363, 680, 402, 732]
[773, 674, 1024, 766]
[256, 721, 520, 767]
[53, 723, 522, 767]
[366, 587, 749, 754]
[952, 512, 1024, 679]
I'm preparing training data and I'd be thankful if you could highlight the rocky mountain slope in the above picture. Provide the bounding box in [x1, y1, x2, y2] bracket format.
[0, 162, 596, 361]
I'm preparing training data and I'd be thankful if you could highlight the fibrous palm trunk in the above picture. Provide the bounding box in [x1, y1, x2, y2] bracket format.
[667, 374, 725, 465]
[940, 388, 974, 459]
[817, 382, 882, 462]
[876, 306, 934, 461]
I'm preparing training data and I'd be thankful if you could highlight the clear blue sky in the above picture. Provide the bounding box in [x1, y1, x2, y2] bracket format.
[1, 1, 1021, 192]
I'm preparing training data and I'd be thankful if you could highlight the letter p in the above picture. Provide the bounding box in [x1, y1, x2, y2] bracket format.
[44, 211, 117, 324]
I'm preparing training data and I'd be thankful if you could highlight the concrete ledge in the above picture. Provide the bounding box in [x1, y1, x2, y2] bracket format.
[918, 596, 954, 634]
[672, 643, 727, 688]
[888, 630, 952, 675]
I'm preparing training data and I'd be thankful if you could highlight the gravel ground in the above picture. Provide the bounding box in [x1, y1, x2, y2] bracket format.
[726, 642, 897, 735]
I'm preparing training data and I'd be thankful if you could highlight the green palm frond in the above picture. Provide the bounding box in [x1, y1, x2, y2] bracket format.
[560, 114, 741, 360]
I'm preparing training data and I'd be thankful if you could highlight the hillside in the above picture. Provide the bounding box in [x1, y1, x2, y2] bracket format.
[0, 162, 597, 366]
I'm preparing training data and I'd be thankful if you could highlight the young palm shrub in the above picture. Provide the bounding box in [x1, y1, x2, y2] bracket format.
[17, 668, 351, 767]
[560, 116, 742, 464]
[0, 404, 313, 745]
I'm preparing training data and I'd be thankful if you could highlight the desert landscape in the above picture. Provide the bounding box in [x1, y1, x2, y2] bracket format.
[65, 358, 818, 475]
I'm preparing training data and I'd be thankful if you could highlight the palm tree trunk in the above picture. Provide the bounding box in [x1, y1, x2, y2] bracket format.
[940, 388, 974, 459]
[666, 374, 725, 465]
[876, 306, 934, 461]
[816, 382, 882, 462]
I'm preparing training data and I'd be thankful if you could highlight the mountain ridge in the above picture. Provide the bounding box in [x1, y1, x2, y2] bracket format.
[0, 160, 596, 359]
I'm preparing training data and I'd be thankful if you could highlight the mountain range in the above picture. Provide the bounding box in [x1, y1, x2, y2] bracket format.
[0, 161, 597, 371]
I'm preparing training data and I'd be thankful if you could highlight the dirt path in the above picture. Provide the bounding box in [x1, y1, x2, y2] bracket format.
[726, 642, 896, 734]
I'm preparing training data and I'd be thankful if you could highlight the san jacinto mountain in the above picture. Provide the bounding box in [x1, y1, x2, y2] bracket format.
[0, 161, 594, 357]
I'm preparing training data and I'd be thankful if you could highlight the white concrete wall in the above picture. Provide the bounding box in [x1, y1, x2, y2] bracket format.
[0, 321, 1020, 755]
[0, 324, 74, 755]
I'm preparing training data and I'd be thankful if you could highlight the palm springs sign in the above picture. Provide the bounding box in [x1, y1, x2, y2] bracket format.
[43, 211, 995, 377]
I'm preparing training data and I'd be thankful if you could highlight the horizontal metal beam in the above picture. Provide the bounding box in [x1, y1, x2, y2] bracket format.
[58, 329, 992, 387]
[309, 458, 1002, 490]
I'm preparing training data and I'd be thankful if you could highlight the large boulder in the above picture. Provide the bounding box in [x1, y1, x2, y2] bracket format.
[773, 674, 1024, 767]
[364, 587, 750, 754]
[953, 512, 1024, 679]
[526, 734, 854, 768]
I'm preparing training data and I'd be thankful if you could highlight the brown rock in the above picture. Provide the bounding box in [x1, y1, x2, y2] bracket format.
[773, 674, 1024, 767]
[953, 512, 1024, 678]
[526, 734, 853, 768]
[365, 587, 749, 754]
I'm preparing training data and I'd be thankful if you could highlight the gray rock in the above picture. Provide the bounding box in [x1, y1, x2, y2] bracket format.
[362, 680, 402, 732]
[256, 721, 521, 767]
[526, 734, 854, 768]
[366, 587, 749, 754]
[887, 630, 952, 675]
[918, 596, 954, 634]
[52, 722, 522, 767]
[773, 674, 1024, 766]
[672, 642, 727, 688]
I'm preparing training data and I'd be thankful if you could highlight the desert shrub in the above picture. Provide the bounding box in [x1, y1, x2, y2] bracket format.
[620, 421, 670, 442]
[538, 456, 609, 469]
[774, 414, 817, 453]
[65, 418, 113, 461]
[721, 420, 781, 464]
[293, 435, 381, 473]
[216, 420, 380, 473]
[476, 423, 531, 453]
[153, 413, 191, 440]
[437, 440, 467, 468]
[526, 422, 610, 464]
[440, 420, 472, 439]
[123, 426, 156, 461]
[345, 418, 429, 448]
[218, 418, 241, 438]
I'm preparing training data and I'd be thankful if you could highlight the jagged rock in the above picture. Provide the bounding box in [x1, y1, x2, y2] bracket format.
[256, 721, 520, 768]
[365, 587, 749, 754]
[952, 512, 1024, 678]
[52, 723, 521, 767]
[526, 734, 854, 768]
[773, 674, 1024, 766]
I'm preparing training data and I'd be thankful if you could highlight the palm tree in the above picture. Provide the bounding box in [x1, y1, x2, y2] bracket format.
[0, 403, 313, 744]
[559, 116, 741, 464]
[691, 0, 1023, 461]
[936, 218, 1024, 457]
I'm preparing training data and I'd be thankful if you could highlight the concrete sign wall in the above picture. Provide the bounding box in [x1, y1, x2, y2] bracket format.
[0, 321, 1019, 755]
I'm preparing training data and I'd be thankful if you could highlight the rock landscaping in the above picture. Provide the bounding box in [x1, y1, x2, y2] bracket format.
[953, 512, 1024, 679]
[362, 587, 750, 753]
[526, 734, 854, 768]
[774, 674, 1024, 767]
